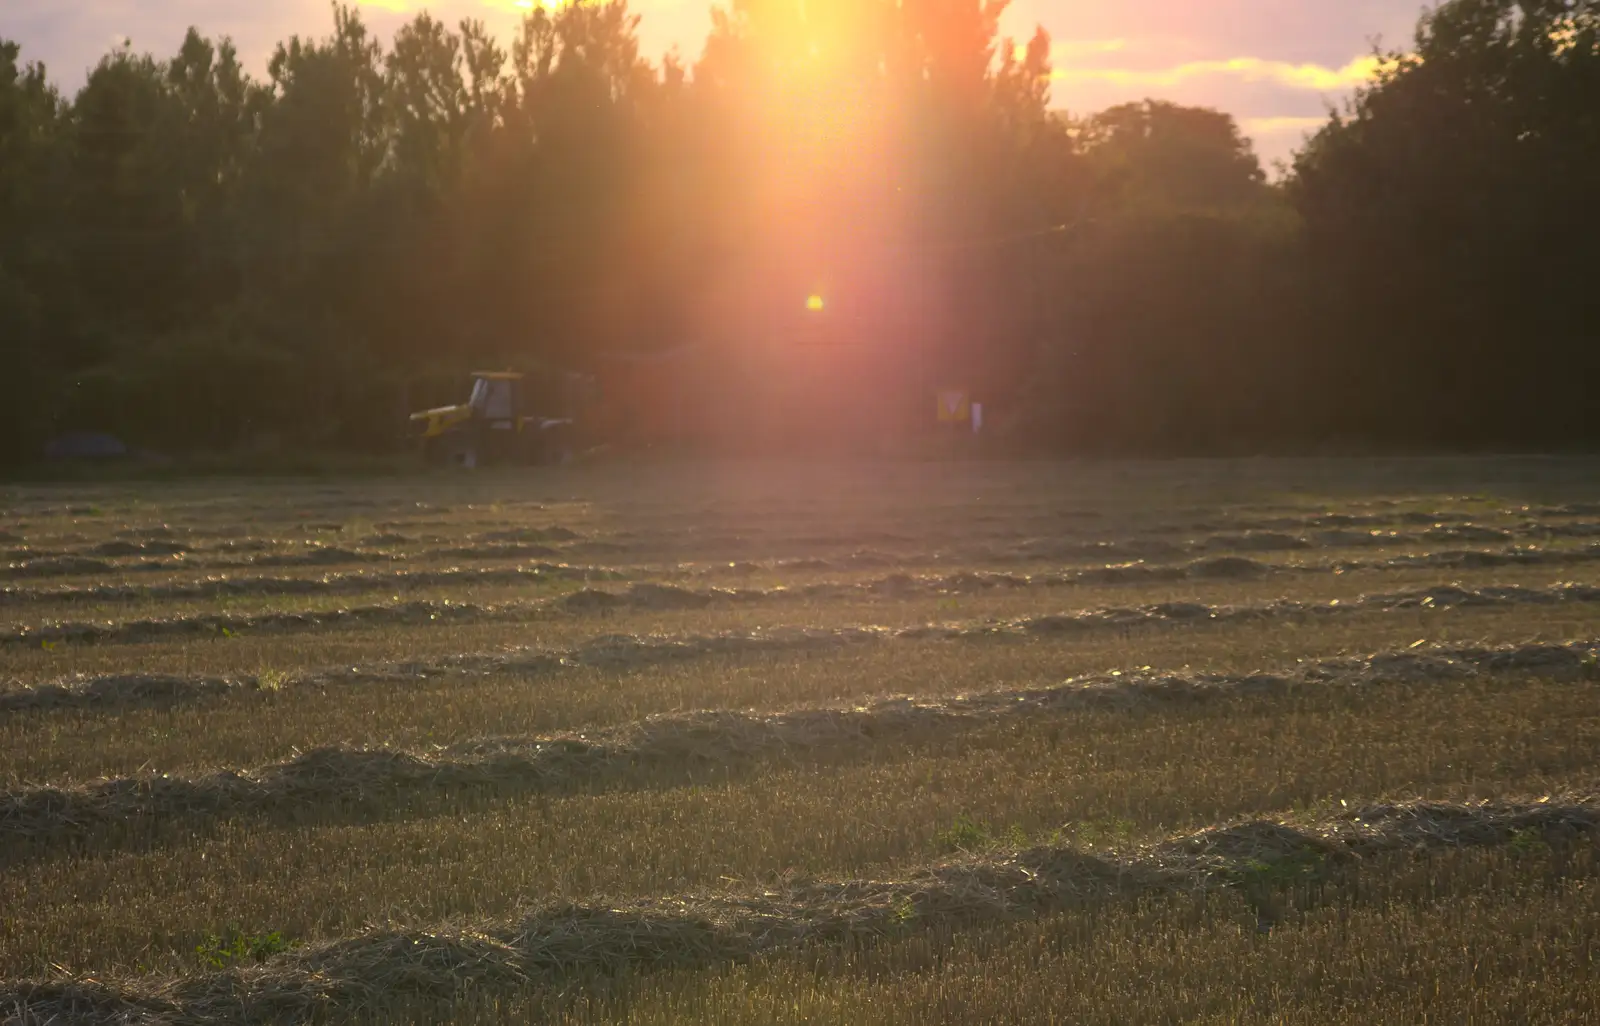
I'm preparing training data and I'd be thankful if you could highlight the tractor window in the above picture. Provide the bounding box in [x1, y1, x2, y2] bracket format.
[469, 378, 490, 411]
[485, 380, 514, 419]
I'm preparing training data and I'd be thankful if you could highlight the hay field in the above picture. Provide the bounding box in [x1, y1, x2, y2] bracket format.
[3, 457, 1600, 1024]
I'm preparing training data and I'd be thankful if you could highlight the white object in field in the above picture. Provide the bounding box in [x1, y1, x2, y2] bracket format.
[971, 403, 983, 434]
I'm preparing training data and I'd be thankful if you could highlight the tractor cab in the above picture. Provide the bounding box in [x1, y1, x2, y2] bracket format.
[467, 372, 521, 425]
[411, 371, 574, 467]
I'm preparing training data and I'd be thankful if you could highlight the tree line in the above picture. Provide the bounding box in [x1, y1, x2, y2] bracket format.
[1, 0, 1595, 463]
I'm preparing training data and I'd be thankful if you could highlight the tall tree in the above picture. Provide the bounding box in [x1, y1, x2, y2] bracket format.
[1075, 100, 1268, 212]
[0, 41, 63, 460]
[1035, 103, 1300, 454]
[1290, 0, 1600, 446]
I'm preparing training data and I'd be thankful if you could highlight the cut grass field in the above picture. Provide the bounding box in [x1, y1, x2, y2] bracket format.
[3, 457, 1600, 1024]
[459, 842, 1600, 1026]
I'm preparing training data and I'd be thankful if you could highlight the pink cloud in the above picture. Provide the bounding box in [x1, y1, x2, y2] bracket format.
[1053, 54, 1388, 92]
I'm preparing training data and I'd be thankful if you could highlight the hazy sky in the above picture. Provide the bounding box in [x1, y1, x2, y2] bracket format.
[8, 0, 1429, 167]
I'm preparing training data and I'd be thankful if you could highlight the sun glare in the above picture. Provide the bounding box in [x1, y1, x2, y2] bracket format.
[806, 294, 826, 312]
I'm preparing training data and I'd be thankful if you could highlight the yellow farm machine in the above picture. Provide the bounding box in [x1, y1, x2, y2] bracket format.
[410, 371, 577, 467]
